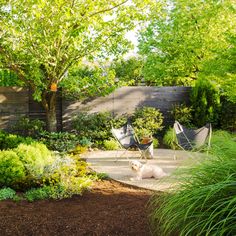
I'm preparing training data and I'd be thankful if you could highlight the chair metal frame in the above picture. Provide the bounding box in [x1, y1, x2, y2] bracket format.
[111, 123, 153, 162]
[173, 121, 212, 159]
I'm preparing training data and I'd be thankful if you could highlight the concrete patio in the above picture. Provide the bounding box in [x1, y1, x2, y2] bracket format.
[83, 149, 203, 192]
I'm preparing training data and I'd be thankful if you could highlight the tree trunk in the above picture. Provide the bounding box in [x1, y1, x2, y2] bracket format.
[46, 106, 57, 132]
[42, 92, 58, 132]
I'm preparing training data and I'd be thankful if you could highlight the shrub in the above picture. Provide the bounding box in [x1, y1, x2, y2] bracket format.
[15, 143, 53, 179]
[0, 150, 25, 187]
[71, 144, 88, 155]
[25, 155, 93, 201]
[150, 137, 236, 236]
[73, 112, 112, 141]
[0, 143, 53, 189]
[0, 188, 17, 201]
[73, 112, 127, 147]
[38, 131, 81, 152]
[131, 107, 164, 139]
[43, 154, 90, 185]
[110, 115, 128, 129]
[0, 141, 94, 200]
[24, 186, 51, 202]
[0, 131, 34, 150]
[170, 103, 193, 127]
[52, 176, 92, 199]
[219, 98, 236, 132]
[163, 128, 178, 149]
[78, 137, 92, 147]
[103, 139, 120, 150]
[72, 108, 163, 148]
[11, 117, 45, 138]
[190, 78, 221, 127]
[25, 175, 92, 202]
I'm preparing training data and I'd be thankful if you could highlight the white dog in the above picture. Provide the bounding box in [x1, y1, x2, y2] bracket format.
[129, 160, 168, 181]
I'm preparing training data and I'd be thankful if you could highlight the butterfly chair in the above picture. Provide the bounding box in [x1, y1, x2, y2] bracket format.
[111, 123, 153, 162]
[173, 121, 212, 159]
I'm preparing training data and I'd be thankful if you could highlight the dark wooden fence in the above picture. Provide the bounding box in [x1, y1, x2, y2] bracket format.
[0, 87, 62, 131]
[0, 86, 191, 131]
[0, 87, 29, 130]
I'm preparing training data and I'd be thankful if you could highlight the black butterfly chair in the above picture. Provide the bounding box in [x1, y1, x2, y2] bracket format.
[173, 121, 212, 158]
[111, 123, 153, 162]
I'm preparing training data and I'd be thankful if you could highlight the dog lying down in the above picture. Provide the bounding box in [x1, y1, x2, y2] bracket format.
[129, 160, 168, 181]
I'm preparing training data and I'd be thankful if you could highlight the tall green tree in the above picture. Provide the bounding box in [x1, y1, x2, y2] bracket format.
[138, 0, 236, 86]
[201, 35, 236, 103]
[61, 63, 118, 100]
[112, 57, 144, 85]
[0, 0, 158, 131]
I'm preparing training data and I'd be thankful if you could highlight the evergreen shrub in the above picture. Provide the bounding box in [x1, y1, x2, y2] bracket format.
[190, 78, 221, 127]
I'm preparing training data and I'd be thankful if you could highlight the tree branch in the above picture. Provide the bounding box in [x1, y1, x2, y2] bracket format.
[89, 0, 129, 18]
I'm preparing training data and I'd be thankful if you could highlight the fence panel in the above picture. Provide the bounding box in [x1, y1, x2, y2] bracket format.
[62, 86, 191, 130]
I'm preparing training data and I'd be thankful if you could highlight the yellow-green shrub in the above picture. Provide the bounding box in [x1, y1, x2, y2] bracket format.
[0, 143, 53, 189]
[103, 139, 119, 150]
[15, 143, 53, 178]
[0, 150, 25, 187]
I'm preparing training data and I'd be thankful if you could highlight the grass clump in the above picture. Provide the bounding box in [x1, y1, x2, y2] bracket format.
[210, 130, 236, 159]
[163, 127, 178, 149]
[149, 135, 236, 236]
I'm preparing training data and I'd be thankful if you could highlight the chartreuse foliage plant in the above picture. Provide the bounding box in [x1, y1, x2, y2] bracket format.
[25, 176, 92, 202]
[150, 133, 236, 236]
[15, 143, 54, 178]
[170, 103, 193, 127]
[0, 142, 94, 201]
[0, 143, 54, 189]
[0, 150, 25, 187]
[25, 154, 94, 201]
[103, 138, 120, 150]
[132, 107, 164, 139]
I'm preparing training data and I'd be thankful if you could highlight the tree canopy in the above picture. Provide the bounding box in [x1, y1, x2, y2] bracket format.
[201, 35, 236, 103]
[61, 62, 118, 100]
[0, 0, 160, 131]
[138, 0, 236, 96]
[111, 57, 144, 85]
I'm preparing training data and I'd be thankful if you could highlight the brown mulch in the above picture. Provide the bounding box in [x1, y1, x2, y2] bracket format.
[0, 180, 155, 236]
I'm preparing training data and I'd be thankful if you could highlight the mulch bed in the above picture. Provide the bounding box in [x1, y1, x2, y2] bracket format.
[0, 180, 155, 236]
